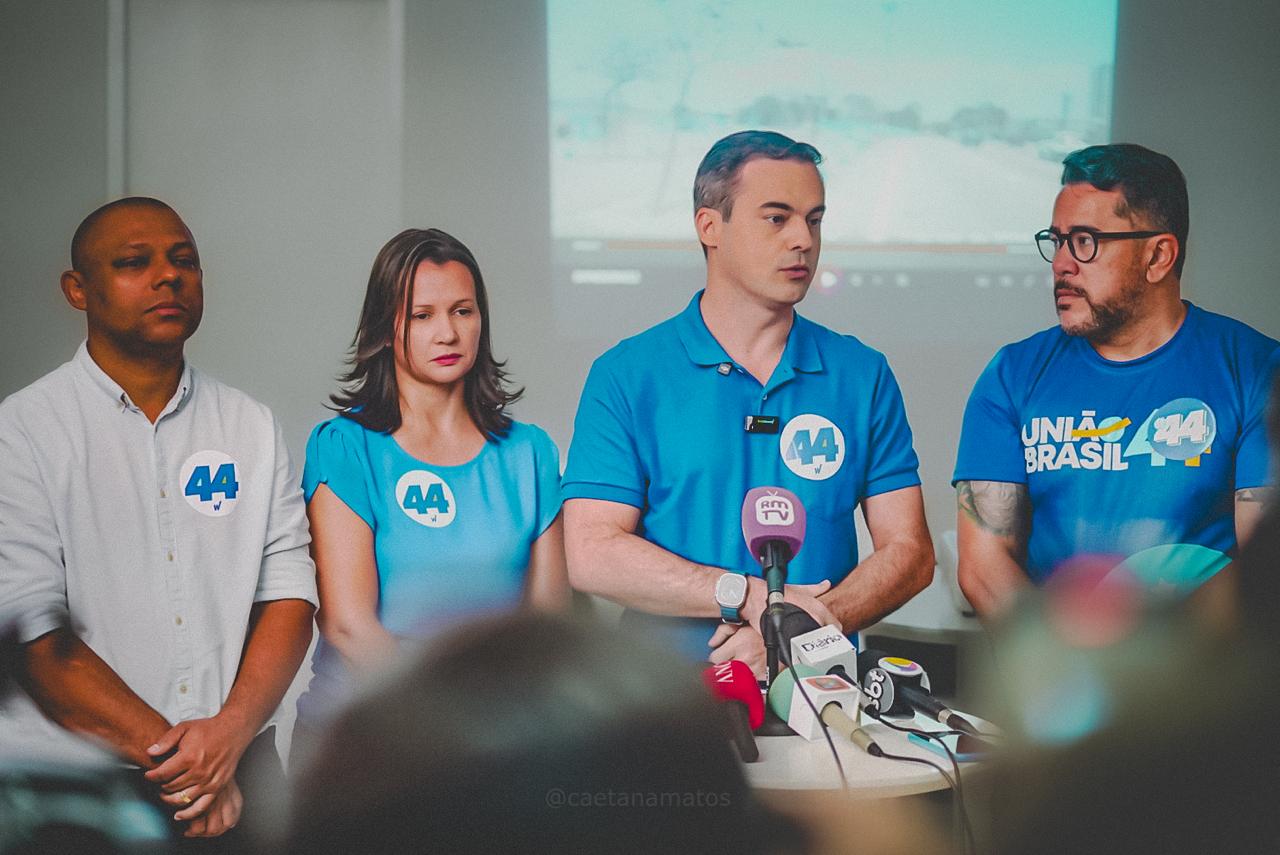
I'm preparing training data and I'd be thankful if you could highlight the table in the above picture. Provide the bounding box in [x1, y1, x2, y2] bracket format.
[745, 712, 985, 797]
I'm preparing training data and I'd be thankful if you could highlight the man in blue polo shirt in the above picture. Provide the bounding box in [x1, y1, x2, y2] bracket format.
[954, 144, 1279, 619]
[563, 131, 935, 672]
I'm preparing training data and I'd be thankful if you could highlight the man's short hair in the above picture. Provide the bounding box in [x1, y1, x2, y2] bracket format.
[1061, 143, 1189, 277]
[70, 196, 178, 273]
[693, 130, 822, 220]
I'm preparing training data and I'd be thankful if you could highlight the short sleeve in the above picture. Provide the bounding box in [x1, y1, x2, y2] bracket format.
[529, 426, 563, 537]
[302, 418, 375, 529]
[953, 349, 1029, 486]
[1234, 346, 1280, 490]
[562, 354, 647, 508]
[256, 416, 318, 606]
[0, 405, 69, 643]
[863, 354, 923, 498]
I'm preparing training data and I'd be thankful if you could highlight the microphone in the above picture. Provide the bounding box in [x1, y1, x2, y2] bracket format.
[788, 622, 858, 685]
[765, 664, 884, 756]
[741, 487, 806, 605]
[702, 660, 763, 763]
[857, 649, 982, 736]
[741, 488, 808, 686]
[858, 666, 900, 719]
[761, 603, 820, 666]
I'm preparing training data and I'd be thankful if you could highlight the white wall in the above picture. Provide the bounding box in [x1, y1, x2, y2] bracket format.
[124, 0, 404, 441]
[1112, 1, 1280, 323]
[0, 1, 110, 393]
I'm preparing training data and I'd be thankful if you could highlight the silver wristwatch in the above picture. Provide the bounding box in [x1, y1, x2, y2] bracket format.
[715, 573, 749, 625]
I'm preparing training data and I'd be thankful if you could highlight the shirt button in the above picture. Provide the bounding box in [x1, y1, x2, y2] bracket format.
[178, 684, 188, 695]
[167, 552, 174, 562]
[175, 616, 183, 626]
[160, 489, 167, 498]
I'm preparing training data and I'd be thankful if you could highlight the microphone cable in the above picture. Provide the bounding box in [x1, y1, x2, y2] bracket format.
[867, 712, 976, 855]
[872, 745, 972, 855]
[775, 633, 849, 791]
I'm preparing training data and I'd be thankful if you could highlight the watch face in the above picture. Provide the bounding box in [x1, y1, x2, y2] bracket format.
[717, 573, 748, 607]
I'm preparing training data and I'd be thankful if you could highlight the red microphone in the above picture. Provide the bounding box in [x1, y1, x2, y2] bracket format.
[703, 660, 764, 763]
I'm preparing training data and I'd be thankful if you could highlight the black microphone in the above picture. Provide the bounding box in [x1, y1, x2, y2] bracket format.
[754, 605, 823, 736]
[857, 649, 983, 737]
[857, 666, 899, 719]
[761, 604, 819, 666]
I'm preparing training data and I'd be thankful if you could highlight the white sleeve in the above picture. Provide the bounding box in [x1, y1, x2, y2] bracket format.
[254, 417, 318, 606]
[0, 404, 70, 642]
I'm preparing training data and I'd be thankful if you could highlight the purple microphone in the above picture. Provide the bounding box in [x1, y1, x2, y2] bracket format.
[741, 487, 807, 605]
[742, 487, 806, 564]
[742, 487, 808, 685]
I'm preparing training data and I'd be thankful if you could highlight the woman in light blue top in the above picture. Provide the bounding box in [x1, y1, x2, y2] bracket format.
[296, 228, 568, 731]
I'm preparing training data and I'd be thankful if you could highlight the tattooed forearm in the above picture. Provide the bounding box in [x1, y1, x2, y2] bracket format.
[1236, 487, 1273, 504]
[957, 480, 1030, 539]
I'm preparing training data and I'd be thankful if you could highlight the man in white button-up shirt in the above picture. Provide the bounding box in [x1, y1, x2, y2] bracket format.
[0, 197, 317, 843]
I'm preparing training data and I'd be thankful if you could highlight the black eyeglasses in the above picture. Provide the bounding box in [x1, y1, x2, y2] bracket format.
[1034, 227, 1166, 263]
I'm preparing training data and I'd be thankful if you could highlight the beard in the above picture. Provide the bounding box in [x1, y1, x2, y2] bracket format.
[1055, 266, 1146, 343]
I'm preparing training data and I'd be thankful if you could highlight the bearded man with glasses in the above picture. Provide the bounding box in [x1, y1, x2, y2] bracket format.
[952, 143, 1279, 620]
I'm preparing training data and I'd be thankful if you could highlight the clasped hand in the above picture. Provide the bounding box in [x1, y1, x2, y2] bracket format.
[144, 713, 254, 831]
[708, 579, 838, 677]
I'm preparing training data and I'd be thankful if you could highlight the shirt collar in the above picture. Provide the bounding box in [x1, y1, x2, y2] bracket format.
[74, 340, 195, 415]
[674, 290, 825, 374]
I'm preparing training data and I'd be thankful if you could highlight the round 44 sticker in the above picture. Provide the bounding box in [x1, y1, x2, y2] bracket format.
[1123, 397, 1217, 466]
[181, 451, 242, 517]
[396, 470, 457, 528]
[1148, 397, 1216, 461]
[779, 414, 845, 481]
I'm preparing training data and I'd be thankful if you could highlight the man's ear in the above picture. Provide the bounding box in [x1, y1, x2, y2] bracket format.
[695, 206, 722, 251]
[1145, 234, 1180, 282]
[60, 270, 88, 312]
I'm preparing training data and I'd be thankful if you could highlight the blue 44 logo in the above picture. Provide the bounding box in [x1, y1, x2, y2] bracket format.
[788, 427, 841, 466]
[403, 483, 450, 516]
[185, 463, 240, 502]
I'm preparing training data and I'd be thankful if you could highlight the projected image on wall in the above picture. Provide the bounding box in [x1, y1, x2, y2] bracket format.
[548, 0, 1117, 341]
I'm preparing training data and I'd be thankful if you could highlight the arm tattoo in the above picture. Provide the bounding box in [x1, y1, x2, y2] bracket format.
[957, 480, 1030, 539]
[1236, 487, 1274, 504]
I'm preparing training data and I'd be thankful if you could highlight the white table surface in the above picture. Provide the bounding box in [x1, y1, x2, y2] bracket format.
[744, 712, 985, 796]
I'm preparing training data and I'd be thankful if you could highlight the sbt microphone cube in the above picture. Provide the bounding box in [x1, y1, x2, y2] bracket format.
[783, 672, 862, 741]
[789, 624, 858, 682]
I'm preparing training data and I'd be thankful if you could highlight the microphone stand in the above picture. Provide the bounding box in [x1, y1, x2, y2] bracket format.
[757, 541, 796, 737]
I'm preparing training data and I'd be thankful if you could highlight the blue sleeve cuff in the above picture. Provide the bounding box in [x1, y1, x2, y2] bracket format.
[302, 420, 375, 529]
[864, 470, 922, 499]
[951, 469, 1028, 487]
[561, 481, 646, 509]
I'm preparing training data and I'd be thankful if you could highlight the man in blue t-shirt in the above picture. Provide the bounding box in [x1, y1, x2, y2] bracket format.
[954, 143, 1279, 618]
[563, 131, 935, 672]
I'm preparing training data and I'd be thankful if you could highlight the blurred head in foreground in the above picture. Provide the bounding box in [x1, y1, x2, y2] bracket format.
[285, 612, 806, 855]
[975, 556, 1280, 855]
[1236, 369, 1280, 641]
